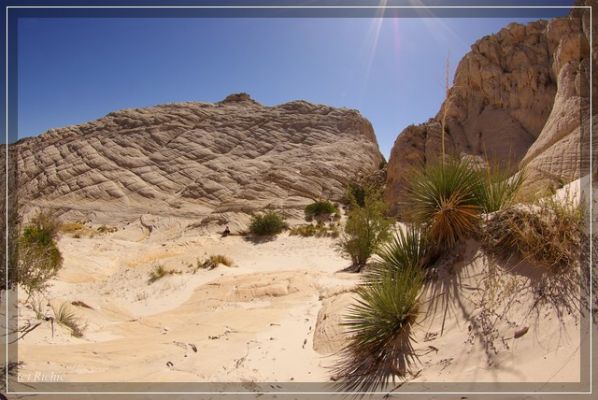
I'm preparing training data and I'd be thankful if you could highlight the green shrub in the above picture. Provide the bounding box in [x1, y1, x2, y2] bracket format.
[339, 189, 392, 272]
[304, 200, 338, 220]
[346, 183, 367, 208]
[406, 158, 482, 249]
[18, 211, 63, 296]
[248, 211, 287, 236]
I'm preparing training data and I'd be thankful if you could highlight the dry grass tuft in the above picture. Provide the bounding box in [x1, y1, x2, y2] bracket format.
[51, 302, 85, 337]
[60, 222, 86, 234]
[482, 198, 584, 270]
[71, 300, 94, 310]
[208, 255, 234, 267]
[96, 225, 118, 234]
[289, 223, 340, 238]
[147, 264, 179, 283]
[60, 221, 96, 238]
[193, 255, 235, 271]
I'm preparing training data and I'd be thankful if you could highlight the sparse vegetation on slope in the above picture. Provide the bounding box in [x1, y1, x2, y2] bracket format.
[289, 223, 340, 238]
[147, 264, 179, 283]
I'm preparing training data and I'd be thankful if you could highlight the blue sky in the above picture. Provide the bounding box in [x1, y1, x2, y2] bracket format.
[18, 16, 543, 158]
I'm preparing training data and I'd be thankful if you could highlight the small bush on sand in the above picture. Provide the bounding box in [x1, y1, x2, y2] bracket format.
[18, 211, 63, 296]
[148, 264, 178, 284]
[52, 302, 85, 338]
[406, 158, 482, 249]
[304, 200, 338, 221]
[248, 211, 287, 236]
[339, 188, 391, 272]
[483, 198, 584, 270]
[334, 264, 424, 391]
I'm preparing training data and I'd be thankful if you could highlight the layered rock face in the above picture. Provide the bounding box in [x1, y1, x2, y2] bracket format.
[15, 94, 383, 223]
[386, 2, 595, 214]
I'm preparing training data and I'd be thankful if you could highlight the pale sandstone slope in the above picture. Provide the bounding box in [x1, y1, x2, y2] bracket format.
[16, 93, 383, 224]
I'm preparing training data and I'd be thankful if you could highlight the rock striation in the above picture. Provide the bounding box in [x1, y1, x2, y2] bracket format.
[385, 2, 596, 214]
[14, 94, 383, 224]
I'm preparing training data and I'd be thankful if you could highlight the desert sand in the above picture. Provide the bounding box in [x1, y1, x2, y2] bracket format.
[14, 201, 586, 386]
[15, 223, 358, 383]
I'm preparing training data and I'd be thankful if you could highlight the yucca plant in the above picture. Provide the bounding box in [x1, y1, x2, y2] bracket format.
[476, 164, 525, 214]
[370, 225, 430, 280]
[406, 158, 482, 248]
[334, 266, 424, 392]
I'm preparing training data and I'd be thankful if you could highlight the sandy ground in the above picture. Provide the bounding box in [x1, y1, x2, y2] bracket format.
[15, 226, 358, 383]
[12, 177, 590, 387]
